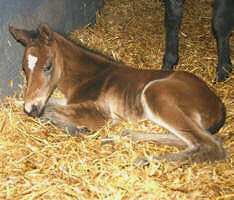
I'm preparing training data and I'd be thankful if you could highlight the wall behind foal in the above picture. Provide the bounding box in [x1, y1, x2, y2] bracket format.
[0, 0, 104, 99]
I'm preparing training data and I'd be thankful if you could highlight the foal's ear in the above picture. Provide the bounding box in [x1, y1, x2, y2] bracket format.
[9, 26, 34, 46]
[38, 23, 54, 45]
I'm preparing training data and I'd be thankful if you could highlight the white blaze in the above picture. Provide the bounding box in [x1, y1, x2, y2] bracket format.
[28, 54, 38, 71]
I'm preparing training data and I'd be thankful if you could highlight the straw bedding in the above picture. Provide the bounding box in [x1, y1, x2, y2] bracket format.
[0, 0, 233, 199]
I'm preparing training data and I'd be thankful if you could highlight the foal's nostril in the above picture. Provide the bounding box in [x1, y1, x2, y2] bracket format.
[24, 104, 39, 117]
[30, 104, 40, 117]
[31, 105, 38, 115]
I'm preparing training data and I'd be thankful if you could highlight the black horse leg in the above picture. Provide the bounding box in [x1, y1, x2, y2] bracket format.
[162, 0, 185, 70]
[212, 0, 234, 82]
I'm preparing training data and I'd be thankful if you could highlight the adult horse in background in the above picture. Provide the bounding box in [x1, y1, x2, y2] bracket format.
[9, 24, 226, 166]
[162, 0, 234, 82]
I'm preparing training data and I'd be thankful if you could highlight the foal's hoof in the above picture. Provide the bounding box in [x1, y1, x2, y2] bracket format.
[120, 130, 139, 142]
[121, 130, 131, 136]
[134, 158, 150, 168]
[76, 127, 90, 134]
[70, 127, 91, 136]
[40, 117, 50, 124]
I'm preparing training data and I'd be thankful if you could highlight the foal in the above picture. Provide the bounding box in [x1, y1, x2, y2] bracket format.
[9, 23, 226, 165]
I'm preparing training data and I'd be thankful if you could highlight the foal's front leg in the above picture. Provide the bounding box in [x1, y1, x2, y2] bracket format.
[47, 97, 67, 106]
[41, 102, 107, 135]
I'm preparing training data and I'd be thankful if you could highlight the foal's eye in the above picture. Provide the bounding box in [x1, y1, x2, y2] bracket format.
[43, 65, 53, 73]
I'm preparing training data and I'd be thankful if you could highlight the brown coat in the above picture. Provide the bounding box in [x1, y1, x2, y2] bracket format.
[9, 23, 226, 165]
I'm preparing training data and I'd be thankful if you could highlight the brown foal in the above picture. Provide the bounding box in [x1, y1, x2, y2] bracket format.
[9, 23, 226, 165]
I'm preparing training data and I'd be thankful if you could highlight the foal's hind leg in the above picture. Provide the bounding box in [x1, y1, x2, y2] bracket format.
[136, 99, 225, 166]
[101, 131, 186, 148]
[120, 130, 187, 148]
[41, 102, 107, 135]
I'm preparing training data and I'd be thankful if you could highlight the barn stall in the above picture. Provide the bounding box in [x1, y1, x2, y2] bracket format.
[0, 0, 233, 199]
[0, 0, 104, 98]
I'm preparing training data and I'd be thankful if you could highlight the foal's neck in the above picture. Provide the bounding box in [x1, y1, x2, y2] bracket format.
[54, 32, 120, 96]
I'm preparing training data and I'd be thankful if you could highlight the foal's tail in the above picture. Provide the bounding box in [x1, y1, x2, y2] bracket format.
[208, 102, 226, 135]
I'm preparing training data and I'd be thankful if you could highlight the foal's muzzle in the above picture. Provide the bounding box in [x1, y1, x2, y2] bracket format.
[24, 103, 44, 117]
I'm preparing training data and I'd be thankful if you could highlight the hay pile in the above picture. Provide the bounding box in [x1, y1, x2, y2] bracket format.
[0, 0, 233, 199]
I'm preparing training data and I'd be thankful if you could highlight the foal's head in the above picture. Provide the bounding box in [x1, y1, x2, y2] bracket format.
[9, 24, 62, 117]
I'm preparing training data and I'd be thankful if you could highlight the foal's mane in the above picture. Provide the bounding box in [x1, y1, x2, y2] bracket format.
[55, 30, 123, 65]
[33, 27, 123, 65]
[69, 37, 123, 65]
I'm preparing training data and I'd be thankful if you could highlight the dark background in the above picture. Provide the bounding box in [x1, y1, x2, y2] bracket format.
[0, 0, 104, 99]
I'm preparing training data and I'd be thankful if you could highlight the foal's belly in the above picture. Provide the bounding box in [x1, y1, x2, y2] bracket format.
[100, 86, 145, 122]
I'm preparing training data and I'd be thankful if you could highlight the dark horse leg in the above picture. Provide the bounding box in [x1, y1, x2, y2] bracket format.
[162, 0, 185, 70]
[212, 0, 234, 82]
